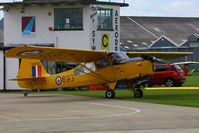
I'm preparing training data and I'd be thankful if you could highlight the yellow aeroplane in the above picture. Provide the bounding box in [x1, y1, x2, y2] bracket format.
[5, 46, 192, 98]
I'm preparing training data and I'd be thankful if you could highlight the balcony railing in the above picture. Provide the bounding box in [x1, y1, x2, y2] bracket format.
[96, 0, 126, 3]
[1, 0, 127, 4]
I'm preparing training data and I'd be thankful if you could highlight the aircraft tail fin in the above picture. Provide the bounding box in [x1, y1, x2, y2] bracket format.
[16, 59, 50, 89]
[18, 59, 49, 79]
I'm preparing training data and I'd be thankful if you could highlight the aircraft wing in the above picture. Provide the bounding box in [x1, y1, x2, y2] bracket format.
[5, 46, 108, 63]
[5, 46, 193, 63]
[127, 52, 193, 61]
[174, 62, 199, 65]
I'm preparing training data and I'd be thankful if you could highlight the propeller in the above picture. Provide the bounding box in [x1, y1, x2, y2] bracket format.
[141, 54, 166, 63]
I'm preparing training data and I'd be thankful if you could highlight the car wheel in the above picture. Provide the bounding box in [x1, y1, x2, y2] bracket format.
[164, 78, 175, 87]
[148, 83, 153, 87]
[105, 89, 115, 99]
[134, 89, 143, 98]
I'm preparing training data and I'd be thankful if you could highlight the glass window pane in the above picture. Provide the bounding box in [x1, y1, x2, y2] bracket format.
[97, 8, 113, 30]
[54, 8, 83, 30]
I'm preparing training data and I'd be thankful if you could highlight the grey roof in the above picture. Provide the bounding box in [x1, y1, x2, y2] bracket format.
[149, 36, 177, 48]
[120, 16, 199, 49]
[188, 33, 199, 42]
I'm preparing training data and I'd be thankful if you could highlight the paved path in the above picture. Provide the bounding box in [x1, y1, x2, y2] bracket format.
[0, 94, 199, 133]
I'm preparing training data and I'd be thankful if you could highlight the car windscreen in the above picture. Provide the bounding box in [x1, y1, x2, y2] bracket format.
[170, 64, 182, 71]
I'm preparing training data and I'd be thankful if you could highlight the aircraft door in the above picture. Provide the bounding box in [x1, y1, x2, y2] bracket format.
[112, 65, 125, 81]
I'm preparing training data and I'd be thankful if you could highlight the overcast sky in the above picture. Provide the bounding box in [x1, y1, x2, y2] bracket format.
[1, 0, 199, 19]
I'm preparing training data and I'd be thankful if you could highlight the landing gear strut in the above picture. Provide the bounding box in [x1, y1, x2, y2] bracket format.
[105, 89, 115, 99]
[128, 81, 143, 98]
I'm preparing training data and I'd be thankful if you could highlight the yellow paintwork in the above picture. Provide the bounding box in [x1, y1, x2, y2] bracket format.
[5, 46, 193, 63]
[13, 59, 154, 90]
[4, 46, 193, 90]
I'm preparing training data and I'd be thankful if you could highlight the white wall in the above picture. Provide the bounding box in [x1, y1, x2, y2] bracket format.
[0, 51, 3, 89]
[4, 4, 120, 51]
[90, 5, 120, 51]
[3, 4, 121, 90]
[6, 58, 21, 90]
[4, 5, 91, 50]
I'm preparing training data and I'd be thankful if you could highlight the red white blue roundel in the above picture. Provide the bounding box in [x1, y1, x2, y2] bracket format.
[56, 76, 62, 85]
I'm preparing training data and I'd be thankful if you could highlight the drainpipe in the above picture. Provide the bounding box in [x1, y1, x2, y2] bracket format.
[3, 50, 6, 91]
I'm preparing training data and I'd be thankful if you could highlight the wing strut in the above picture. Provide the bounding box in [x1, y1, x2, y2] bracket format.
[79, 63, 109, 83]
[57, 62, 109, 83]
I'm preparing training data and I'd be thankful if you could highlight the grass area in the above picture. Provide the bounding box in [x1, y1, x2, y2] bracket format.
[35, 89, 199, 108]
[32, 75, 199, 108]
[183, 75, 199, 87]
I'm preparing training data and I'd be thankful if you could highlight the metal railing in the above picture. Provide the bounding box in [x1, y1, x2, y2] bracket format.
[2, 0, 126, 4]
[96, 0, 126, 3]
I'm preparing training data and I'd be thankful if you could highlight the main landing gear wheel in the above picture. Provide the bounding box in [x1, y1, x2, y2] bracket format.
[134, 89, 143, 98]
[105, 89, 115, 99]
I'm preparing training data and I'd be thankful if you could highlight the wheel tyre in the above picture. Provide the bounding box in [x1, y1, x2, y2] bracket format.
[105, 89, 115, 99]
[134, 89, 143, 98]
[165, 78, 175, 87]
[24, 93, 28, 96]
[175, 82, 182, 87]
[148, 82, 153, 87]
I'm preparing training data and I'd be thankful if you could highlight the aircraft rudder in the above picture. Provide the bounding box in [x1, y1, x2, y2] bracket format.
[18, 59, 49, 79]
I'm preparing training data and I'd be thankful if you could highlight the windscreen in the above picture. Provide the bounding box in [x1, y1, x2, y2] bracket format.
[111, 52, 129, 65]
[170, 64, 182, 71]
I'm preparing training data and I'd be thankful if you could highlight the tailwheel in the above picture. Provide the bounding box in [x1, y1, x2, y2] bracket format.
[134, 89, 143, 98]
[105, 89, 115, 99]
[24, 91, 31, 96]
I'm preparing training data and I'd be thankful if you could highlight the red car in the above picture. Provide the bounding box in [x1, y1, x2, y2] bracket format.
[149, 64, 185, 87]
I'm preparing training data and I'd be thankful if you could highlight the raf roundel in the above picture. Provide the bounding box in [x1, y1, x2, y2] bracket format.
[16, 50, 43, 56]
[56, 76, 62, 85]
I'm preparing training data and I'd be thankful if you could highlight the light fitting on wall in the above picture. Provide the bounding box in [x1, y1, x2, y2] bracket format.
[48, 12, 52, 16]
[20, 10, 24, 13]
[48, 27, 53, 31]
[20, 7, 25, 13]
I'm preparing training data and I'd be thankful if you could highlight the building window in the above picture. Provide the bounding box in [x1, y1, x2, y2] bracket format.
[97, 8, 113, 30]
[54, 8, 83, 30]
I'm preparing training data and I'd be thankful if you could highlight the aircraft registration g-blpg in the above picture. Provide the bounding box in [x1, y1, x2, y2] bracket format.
[5, 46, 193, 98]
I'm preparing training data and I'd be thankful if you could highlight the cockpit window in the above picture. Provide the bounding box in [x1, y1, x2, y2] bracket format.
[96, 58, 110, 70]
[111, 52, 129, 65]
[74, 62, 96, 77]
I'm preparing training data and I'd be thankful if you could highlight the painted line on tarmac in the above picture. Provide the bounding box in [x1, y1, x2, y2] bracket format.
[0, 115, 20, 121]
[0, 102, 140, 123]
[80, 102, 141, 117]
